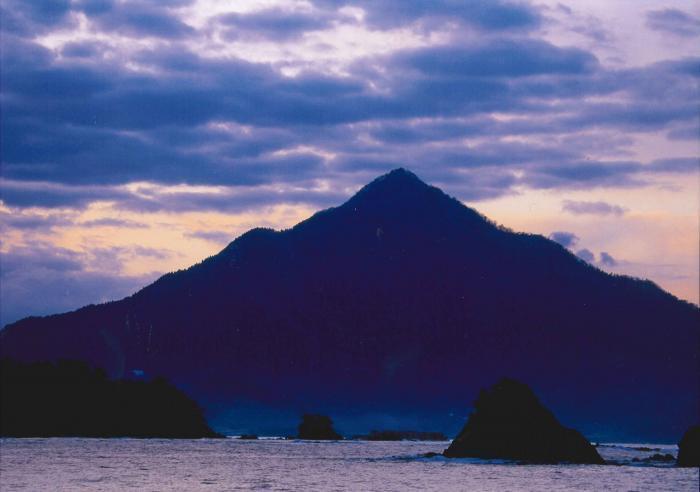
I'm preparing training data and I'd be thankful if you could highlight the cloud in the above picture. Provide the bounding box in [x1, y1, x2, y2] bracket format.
[0, 240, 178, 325]
[61, 41, 110, 58]
[648, 157, 699, 174]
[0, 210, 74, 230]
[562, 200, 626, 216]
[314, 0, 542, 31]
[2, 7, 697, 202]
[116, 182, 347, 214]
[0, 0, 73, 35]
[549, 233, 620, 268]
[667, 124, 700, 141]
[80, 0, 195, 39]
[0, 180, 133, 208]
[548, 232, 620, 269]
[184, 230, 234, 244]
[79, 218, 149, 228]
[217, 8, 334, 41]
[599, 251, 617, 267]
[394, 40, 598, 78]
[0, 262, 155, 328]
[549, 231, 579, 249]
[576, 248, 595, 263]
[554, 5, 613, 44]
[646, 8, 700, 37]
[0, 244, 84, 277]
[524, 160, 643, 189]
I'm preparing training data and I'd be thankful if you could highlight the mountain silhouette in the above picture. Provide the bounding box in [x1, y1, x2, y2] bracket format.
[1, 169, 698, 441]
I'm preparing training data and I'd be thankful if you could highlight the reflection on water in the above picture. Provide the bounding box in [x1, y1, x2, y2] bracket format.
[0, 438, 697, 491]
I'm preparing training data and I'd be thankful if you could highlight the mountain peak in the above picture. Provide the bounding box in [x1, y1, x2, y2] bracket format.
[370, 168, 426, 188]
[345, 168, 437, 208]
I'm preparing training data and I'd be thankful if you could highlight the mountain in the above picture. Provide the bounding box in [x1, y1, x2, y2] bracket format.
[1, 169, 698, 441]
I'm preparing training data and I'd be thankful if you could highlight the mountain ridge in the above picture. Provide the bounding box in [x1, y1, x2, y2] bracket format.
[1, 168, 697, 441]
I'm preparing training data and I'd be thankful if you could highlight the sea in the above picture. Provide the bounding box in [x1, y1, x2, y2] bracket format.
[0, 438, 697, 491]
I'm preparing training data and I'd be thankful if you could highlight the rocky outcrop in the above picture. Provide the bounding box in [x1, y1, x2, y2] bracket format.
[677, 425, 700, 467]
[0, 358, 221, 438]
[443, 379, 604, 464]
[297, 414, 342, 440]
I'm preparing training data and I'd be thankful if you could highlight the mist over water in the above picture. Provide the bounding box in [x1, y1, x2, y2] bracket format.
[1, 438, 697, 491]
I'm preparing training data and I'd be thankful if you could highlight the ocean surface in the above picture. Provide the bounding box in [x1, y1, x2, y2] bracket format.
[0, 438, 697, 491]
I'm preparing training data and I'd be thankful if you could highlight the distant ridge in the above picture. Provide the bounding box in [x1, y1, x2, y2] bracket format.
[1, 169, 698, 441]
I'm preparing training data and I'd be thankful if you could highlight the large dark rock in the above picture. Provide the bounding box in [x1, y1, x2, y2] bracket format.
[298, 414, 342, 440]
[443, 379, 604, 464]
[677, 425, 700, 467]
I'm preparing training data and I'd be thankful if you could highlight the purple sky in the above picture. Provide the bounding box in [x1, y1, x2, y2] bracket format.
[1, 0, 698, 325]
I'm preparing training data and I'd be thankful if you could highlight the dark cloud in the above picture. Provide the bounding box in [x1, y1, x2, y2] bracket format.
[0, 1, 192, 40]
[314, 0, 542, 31]
[549, 231, 579, 249]
[395, 40, 598, 78]
[576, 248, 595, 263]
[0, 211, 73, 230]
[524, 160, 643, 189]
[0, 0, 73, 35]
[73, 0, 115, 16]
[0, 177, 348, 215]
[599, 251, 617, 267]
[79, 0, 195, 39]
[646, 8, 700, 37]
[562, 200, 626, 216]
[562, 102, 699, 132]
[0, 245, 83, 276]
[524, 155, 700, 191]
[647, 157, 699, 173]
[18, 0, 71, 24]
[0, 180, 132, 209]
[61, 41, 109, 58]
[667, 124, 700, 141]
[218, 8, 334, 41]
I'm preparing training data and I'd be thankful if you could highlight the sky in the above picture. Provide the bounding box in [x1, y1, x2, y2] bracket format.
[1, 0, 698, 326]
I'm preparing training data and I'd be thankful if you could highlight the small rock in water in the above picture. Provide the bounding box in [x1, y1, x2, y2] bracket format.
[297, 414, 342, 440]
[633, 453, 675, 463]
